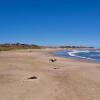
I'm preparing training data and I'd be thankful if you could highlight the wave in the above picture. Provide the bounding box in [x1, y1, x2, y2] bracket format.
[95, 50, 100, 52]
[67, 50, 95, 60]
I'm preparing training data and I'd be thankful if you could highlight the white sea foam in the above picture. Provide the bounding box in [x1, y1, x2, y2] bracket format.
[67, 50, 94, 60]
[96, 50, 100, 52]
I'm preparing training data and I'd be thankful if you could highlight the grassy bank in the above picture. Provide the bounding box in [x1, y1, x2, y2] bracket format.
[0, 43, 41, 51]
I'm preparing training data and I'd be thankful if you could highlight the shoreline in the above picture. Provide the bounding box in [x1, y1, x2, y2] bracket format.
[49, 50, 100, 64]
[53, 49, 100, 64]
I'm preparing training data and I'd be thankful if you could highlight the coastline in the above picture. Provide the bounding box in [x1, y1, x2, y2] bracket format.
[0, 49, 100, 100]
[53, 49, 100, 64]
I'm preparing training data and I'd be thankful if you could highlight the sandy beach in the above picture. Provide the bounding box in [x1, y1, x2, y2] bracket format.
[0, 49, 100, 100]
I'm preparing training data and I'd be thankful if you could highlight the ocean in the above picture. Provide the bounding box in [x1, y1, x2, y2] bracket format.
[55, 50, 100, 62]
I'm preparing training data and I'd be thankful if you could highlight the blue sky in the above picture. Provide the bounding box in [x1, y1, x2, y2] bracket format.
[0, 0, 100, 47]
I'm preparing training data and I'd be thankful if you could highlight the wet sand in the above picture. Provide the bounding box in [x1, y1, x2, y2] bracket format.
[0, 49, 100, 100]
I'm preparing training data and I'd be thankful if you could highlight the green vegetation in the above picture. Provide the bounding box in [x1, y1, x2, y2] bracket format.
[59, 46, 94, 49]
[0, 43, 41, 51]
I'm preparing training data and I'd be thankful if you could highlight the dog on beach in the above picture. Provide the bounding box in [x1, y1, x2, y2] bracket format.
[49, 58, 57, 63]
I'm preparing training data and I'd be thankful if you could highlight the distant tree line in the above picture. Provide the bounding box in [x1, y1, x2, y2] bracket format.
[59, 46, 94, 49]
[0, 43, 41, 51]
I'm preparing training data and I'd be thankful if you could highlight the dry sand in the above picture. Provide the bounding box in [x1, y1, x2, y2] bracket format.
[0, 49, 100, 100]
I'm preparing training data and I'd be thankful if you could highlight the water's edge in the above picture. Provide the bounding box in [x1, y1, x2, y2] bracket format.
[54, 50, 100, 63]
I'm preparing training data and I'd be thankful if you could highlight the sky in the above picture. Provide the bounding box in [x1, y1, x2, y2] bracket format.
[0, 0, 100, 47]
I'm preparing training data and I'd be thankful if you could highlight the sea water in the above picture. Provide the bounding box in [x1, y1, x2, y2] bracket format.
[55, 50, 100, 62]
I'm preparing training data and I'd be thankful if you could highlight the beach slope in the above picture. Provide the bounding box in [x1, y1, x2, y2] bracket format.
[0, 49, 100, 100]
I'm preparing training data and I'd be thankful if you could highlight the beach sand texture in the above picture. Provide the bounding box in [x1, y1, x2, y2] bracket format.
[0, 49, 100, 100]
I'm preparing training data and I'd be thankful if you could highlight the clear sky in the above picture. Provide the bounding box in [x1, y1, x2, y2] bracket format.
[0, 0, 100, 47]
